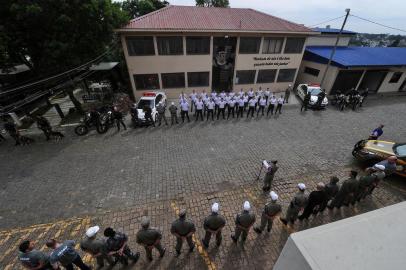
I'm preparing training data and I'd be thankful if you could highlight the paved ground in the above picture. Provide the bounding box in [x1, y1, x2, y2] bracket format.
[1, 95, 406, 269]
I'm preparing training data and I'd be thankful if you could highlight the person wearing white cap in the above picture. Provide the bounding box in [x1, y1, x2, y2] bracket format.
[364, 164, 386, 197]
[262, 160, 279, 192]
[329, 170, 359, 209]
[136, 216, 166, 261]
[201, 203, 226, 248]
[80, 225, 113, 268]
[231, 201, 256, 243]
[168, 102, 178, 125]
[375, 155, 397, 176]
[280, 183, 308, 225]
[170, 209, 196, 256]
[254, 191, 282, 234]
[284, 84, 292, 103]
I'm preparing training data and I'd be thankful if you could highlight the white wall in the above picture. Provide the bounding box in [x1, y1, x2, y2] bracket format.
[296, 60, 339, 94]
[306, 35, 351, 46]
[377, 69, 406, 93]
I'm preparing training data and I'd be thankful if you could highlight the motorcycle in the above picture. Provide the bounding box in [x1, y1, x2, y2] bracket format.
[74, 112, 108, 136]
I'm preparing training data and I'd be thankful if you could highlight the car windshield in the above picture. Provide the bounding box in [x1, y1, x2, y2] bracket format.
[137, 99, 154, 109]
[308, 87, 322, 95]
[393, 144, 406, 157]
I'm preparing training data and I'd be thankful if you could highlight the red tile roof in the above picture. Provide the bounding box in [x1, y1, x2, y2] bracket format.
[119, 5, 313, 33]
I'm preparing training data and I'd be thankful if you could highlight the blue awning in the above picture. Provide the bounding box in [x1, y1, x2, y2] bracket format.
[304, 46, 406, 68]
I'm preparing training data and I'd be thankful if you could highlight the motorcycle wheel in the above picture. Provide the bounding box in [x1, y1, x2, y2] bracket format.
[75, 125, 89, 136]
[340, 103, 345, 111]
[96, 124, 109, 134]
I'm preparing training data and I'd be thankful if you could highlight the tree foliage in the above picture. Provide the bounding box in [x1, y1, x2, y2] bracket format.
[0, 0, 129, 76]
[196, 0, 230, 7]
[121, 0, 169, 19]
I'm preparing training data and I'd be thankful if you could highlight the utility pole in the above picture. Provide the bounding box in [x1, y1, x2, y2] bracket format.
[320, 8, 351, 89]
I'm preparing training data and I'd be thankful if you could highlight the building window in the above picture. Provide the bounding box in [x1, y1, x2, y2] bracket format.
[126, 36, 155, 56]
[304, 67, 320, 77]
[161, 72, 185, 88]
[186, 37, 210, 55]
[157, 37, 183, 55]
[239, 37, 261, 54]
[262, 38, 284, 54]
[188, 72, 210, 87]
[284, 38, 305, 54]
[389, 72, 403, 83]
[134, 74, 159, 90]
[277, 69, 297, 82]
[257, 69, 277, 83]
[236, 70, 256, 84]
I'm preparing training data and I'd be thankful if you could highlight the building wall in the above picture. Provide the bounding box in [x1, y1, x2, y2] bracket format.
[377, 68, 406, 93]
[121, 32, 308, 98]
[306, 36, 351, 46]
[296, 60, 339, 94]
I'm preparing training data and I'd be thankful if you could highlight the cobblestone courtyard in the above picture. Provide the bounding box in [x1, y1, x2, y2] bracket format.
[1, 96, 406, 269]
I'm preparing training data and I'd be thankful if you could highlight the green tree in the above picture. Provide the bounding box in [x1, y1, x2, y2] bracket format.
[196, 0, 229, 7]
[121, 0, 169, 19]
[0, 0, 129, 76]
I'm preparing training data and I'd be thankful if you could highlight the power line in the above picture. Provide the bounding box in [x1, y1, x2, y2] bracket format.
[350, 14, 406, 33]
[308, 15, 346, 28]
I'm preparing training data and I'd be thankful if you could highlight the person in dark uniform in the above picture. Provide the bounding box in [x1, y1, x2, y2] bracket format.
[113, 107, 127, 131]
[143, 105, 155, 127]
[46, 239, 91, 270]
[284, 84, 292, 103]
[130, 104, 139, 127]
[325, 176, 340, 204]
[367, 164, 386, 195]
[328, 171, 358, 209]
[298, 182, 328, 220]
[156, 101, 168, 126]
[201, 203, 226, 248]
[80, 226, 113, 268]
[168, 102, 178, 125]
[316, 89, 326, 109]
[231, 201, 256, 243]
[170, 209, 196, 256]
[18, 240, 52, 270]
[104, 227, 140, 265]
[34, 115, 64, 140]
[356, 169, 378, 201]
[254, 191, 282, 234]
[262, 160, 278, 192]
[301, 91, 311, 112]
[136, 216, 166, 261]
[280, 183, 308, 225]
[343, 171, 359, 206]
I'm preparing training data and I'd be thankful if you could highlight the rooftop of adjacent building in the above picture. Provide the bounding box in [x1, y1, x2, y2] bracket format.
[312, 26, 357, 35]
[304, 46, 406, 67]
[117, 5, 315, 34]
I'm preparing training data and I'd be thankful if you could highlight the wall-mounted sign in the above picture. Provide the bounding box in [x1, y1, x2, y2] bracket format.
[253, 56, 291, 68]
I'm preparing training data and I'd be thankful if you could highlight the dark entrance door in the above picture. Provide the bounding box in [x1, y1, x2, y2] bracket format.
[330, 70, 364, 95]
[358, 70, 388, 93]
[212, 37, 237, 92]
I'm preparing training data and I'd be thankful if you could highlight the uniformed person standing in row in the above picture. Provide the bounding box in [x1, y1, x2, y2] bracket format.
[284, 84, 292, 103]
[366, 164, 386, 195]
[136, 216, 166, 261]
[298, 182, 328, 220]
[103, 227, 140, 265]
[231, 201, 256, 244]
[217, 98, 226, 120]
[180, 99, 190, 123]
[254, 191, 282, 234]
[201, 203, 226, 248]
[206, 98, 215, 121]
[280, 183, 308, 225]
[169, 102, 178, 125]
[247, 97, 257, 118]
[264, 88, 270, 103]
[324, 176, 340, 204]
[80, 226, 113, 268]
[18, 240, 52, 270]
[301, 91, 311, 112]
[156, 101, 168, 126]
[171, 209, 196, 256]
[267, 95, 277, 115]
[237, 97, 245, 118]
[262, 160, 278, 192]
[328, 171, 357, 209]
[275, 95, 284, 114]
[195, 97, 204, 121]
[257, 96, 267, 117]
[190, 90, 197, 113]
[46, 239, 91, 270]
[227, 98, 236, 119]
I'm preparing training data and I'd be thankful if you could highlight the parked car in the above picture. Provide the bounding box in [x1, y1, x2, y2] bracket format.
[296, 84, 328, 108]
[352, 140, 406, 177]
[135, 91, 167, 124]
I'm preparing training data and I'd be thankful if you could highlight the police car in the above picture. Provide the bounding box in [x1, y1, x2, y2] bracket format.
[296, 83, 328, 108]
[135, 91, 167, 122]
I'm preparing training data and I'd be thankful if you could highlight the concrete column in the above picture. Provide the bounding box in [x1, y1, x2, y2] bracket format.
[355, 69, 367, 90]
